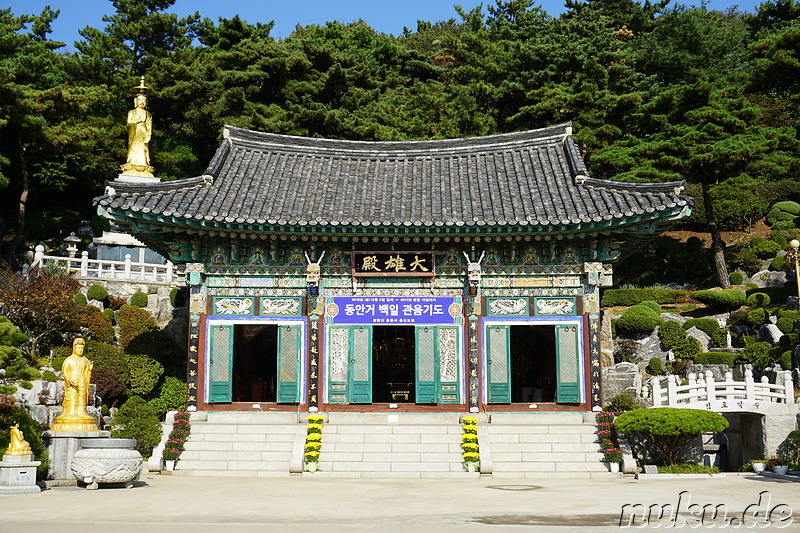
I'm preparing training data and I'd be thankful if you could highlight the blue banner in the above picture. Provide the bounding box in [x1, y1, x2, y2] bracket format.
[326, 297, 461, 325]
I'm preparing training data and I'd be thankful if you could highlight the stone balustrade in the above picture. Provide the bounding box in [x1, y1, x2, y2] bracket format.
[646, 369, 795, 415]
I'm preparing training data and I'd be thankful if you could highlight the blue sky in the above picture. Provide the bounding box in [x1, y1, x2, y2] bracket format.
[7, 0, 762, 49]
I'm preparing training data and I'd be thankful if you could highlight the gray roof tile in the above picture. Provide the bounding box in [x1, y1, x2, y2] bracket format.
[95, 123, 693, 230]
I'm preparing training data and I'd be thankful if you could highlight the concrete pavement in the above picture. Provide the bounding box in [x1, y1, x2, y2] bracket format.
[2, 473, 799, 532]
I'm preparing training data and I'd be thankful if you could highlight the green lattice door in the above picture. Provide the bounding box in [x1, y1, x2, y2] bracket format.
[327, 326, 372, 404]
[276, 324, 302, 403]
[556, 324, 581, 403]
[486, 324, 511, 403]
[415, 326, 460, 404]
[208, 324, 233, 403]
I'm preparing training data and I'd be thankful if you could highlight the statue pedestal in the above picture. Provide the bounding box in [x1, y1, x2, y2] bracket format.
[0, 454, 42, 494]
[42, 431, 110, 482]
[116, 173, 160, 183]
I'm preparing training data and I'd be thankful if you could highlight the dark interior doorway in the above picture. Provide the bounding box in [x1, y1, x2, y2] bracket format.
[372, 326, 415, 403]
[233, 324, 278, 402]
[510, 325, 556, 402]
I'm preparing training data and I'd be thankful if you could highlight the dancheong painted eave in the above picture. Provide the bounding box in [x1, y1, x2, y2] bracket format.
[93, 123, 694, 231]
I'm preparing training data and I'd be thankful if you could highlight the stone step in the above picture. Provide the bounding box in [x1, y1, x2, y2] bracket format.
[326, 413, 464, 425]
[485, 424, 596, 435]
[490, 441, 600, 453]
[190, 424, 300, 435]
[327, 424, 462, 435]
[322, 442, 461, 453]
[175, 459, 291, 471]
[200, 412, 303, 424]
[488, 413, 593, 425]
[491, 460, 609, 473]
[485, 432, 597, 444]
[308, 471, 481, 479]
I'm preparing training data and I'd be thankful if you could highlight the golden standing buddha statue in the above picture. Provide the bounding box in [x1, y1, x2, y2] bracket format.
[50, 338, 99, 432]
[120, 76, 155, 178]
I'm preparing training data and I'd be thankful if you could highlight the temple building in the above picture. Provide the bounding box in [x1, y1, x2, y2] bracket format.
[95, 123, 692, 413]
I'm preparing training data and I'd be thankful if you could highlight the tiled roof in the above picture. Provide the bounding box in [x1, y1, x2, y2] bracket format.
[95, 123, 692, 230]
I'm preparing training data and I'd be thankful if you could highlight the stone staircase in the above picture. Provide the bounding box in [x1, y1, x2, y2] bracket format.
[171, 411, 615, 479]
[481, 412, 614, 479]
[173, 412, 304, 477]
[313, 413, 469, 479]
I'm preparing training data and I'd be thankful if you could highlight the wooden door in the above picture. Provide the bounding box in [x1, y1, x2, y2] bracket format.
[486, 324, 511, 403]
[208, 324, 233, 403]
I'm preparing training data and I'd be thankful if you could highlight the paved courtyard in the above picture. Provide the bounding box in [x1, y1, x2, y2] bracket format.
[3, 473, 799, 532]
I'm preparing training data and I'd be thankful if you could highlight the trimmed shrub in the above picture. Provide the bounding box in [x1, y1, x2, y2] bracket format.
[117, 305, 158, 348]
[92, 366, 126, 402]
[690, 289, 746, 310]
[130, 292, 148, 308]
[41, 370, 57, 382]
[102, 308, 115, 324]
[107, 295, 126, 310]
[169, 287, 180, 307]
[695, 352, 737, 367]
[72, 292, 87, 307]
[737, 342, 773, 367]
[750, 239, 783, 259]
[745, 286, 791, 305]
[729, 272, 744, 285]
[682, 318, 719, 337]
[152, 375, 187, 417]
[685, 237, 703, 253]
[78, 307, 116, 344]
[125, 329, 182, 367]
[604, 394, 640, 413]
[601, 289, 689, 307]
[770, 255, 788, 271]
[659, 321, 701, 360]
[616, 304, 663, 335]
[86, 284, 108, 301]
[746, 292, 771, 308]
[111, 396, 161, 458]
[638, 300, 662, 315]
[746, 308, 770, 326]
[646, 357, 664, 376]
[776, 317, 795, 334]
[615, 407, 729, 466]
[779, 334, 799, 347]
[125, 353, 164, 397]
[780, 350, 793, 370]
[0, 385, 17, 394]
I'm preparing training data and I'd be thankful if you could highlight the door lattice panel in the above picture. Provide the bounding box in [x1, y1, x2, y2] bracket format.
[558, 326, 578, 382]
[329, 328, 349, 382]
[352, 327, 370, 381]
[211, 327, 231, 382]
[417, 327, 435, 381]
[439, 328, 458, 382]
[489, 327, 508, 381]
[279, 326, 299, 382]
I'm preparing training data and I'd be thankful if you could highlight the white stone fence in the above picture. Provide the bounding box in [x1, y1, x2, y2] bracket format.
[646, 369, 796, 415]
[28, 245, 183, 285]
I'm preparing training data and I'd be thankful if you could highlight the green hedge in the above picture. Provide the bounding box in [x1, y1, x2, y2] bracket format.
[130, 291, 149, 308]
[746, 308, 770, 326]
[86, 284, 108, 301]
[695, 352, 737, 367]
[746, 292, 771, 308]
[616, 304, 663, 335]
[601, 289, 690, 307]
[690, 289, 746, 309]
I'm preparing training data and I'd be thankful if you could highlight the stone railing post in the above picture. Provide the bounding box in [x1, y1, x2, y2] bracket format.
[723, 371, 735, 401]
[687, 373, 697, 403]
[667, 375, 677, 406]
[80, 251, 89, 277]
[651, 378, 661, 406]
[124, 254, 132, 279]
[705, 370, 716, 404]
[745, 369, 755, 402]
[785, 371, 795, 404]
[166, 261, 174, 283]
[33, 244, 45, 269]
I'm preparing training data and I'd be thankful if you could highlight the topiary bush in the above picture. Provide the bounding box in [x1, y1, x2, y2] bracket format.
[770, 255, 789, 271]
[125, 353, 164, 397]
[779, 333, 798, 347]
[111, 396, 162, 458]
[695, 352, 737, 367]
[746, 307, 770, 327]
[685, 236, 703, 253]
[601, 289, 689, 307]
[149, 375, 187, 418]
[130, 292, 149, 308]
[638, 300, 662, 315]
[780, 350, 793, 370]
[125, 329, 182, 367]
[616, 304, 663, 335]
[729, 271, 744, 285]
[750, 239, 784, 259]
[776, 316, 795, 334]
[78, 306, 116, 344]
[72, 292, 87, 307]
[746, 292, 771, 308]
[646, 357, 664, 375]
[603, 393, 640, 413]
[615, 407, 729, 466]
[86, 284, 108, 302]
[102, 308, 115, 325]
[745, 286, 791, 305]
[690, 289, 746, 310]
[116, 305, 158, 348]
[658, 320, 701, 360]
[682, 318, 727, 348]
